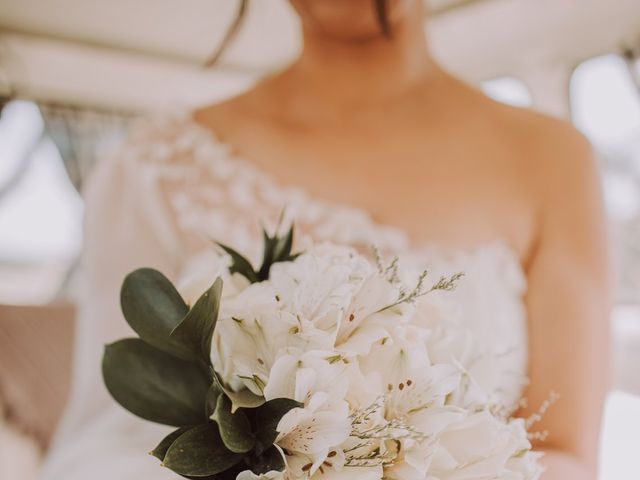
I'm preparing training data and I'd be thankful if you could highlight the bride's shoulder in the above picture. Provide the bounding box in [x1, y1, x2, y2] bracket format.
[482, 97, 600, 213]
[479, 97, 596, 177]
[484, 97, 592, 159]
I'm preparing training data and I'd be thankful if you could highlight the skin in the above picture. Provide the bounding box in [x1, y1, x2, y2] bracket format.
[194, 0, 611, 477]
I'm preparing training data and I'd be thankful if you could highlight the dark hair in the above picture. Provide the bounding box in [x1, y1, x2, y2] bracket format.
[374, 0, 391, 37]
[203, 0, 391, 68]
[203, 0, 249, 68]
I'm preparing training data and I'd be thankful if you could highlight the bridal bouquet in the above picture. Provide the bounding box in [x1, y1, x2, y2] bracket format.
[102, 225, 543, 480]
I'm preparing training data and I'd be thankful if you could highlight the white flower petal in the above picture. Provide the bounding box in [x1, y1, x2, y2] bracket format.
[236, 470, 284, 480]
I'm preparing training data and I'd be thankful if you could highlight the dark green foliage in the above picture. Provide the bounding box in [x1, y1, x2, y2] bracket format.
[216, 223, 300, 284]
[250, 446, 286, 475]
[151, 427, 191, 461]
[104, 252, 303, 478]
[211, 394, 255, 453]
[163, 422, 243, 477]
[120, 268, 193, 360]
[205, 383, 222, 417]
[170, 277, 223, 365]
[253, 398, 302, 455]
[102, 338, 210, 426]
[212, 367, 265, 411]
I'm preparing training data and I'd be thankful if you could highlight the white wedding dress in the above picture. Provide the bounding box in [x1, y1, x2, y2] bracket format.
[39, 113, 529, 480]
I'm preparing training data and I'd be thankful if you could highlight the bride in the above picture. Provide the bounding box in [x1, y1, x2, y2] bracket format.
[40, 1, 610, 479]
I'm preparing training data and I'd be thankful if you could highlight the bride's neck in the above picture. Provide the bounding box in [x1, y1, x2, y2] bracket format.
[279, 7, 437, 111]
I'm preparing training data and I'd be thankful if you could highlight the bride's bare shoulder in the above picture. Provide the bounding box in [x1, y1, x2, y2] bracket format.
[483, 94, 593, 165]
[478, 95, 602, 225]
[475, 92, 597, 185]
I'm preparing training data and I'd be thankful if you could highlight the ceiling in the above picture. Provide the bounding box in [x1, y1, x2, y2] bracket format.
[0, 0, 639, 111]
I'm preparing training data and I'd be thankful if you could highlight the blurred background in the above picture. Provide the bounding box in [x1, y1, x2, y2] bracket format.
[0, 0, 639, 479]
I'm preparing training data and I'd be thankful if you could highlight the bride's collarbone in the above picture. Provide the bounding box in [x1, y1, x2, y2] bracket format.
[191, 107, 537, 261]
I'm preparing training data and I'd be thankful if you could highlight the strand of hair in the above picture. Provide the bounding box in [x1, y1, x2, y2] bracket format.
[203, 0, 250, 68]
[374, 0, 392, 38]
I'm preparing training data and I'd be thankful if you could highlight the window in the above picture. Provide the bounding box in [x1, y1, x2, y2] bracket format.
[482, 76, 533, 108]
[572, 55, 640, 148]
[0, 100, 133, 304]
[571, 54, 640, 222]
[570, 54, 640, 300]
[0, 101, 83, 304]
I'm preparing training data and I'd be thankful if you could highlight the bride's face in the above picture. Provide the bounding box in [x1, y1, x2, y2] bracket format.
[290, 0, 416, 40]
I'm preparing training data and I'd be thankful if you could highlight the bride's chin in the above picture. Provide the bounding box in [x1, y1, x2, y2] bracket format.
[290, 0, 414, 41]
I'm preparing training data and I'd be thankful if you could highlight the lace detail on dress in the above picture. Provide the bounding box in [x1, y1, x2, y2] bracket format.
[119, 111, 529, 411]
[121, 112, 409, 259]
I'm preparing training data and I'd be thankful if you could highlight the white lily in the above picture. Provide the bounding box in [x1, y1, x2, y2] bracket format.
[177, 249, 250, 305]
[268, 245, 371, 337]
[359, 332, 461, 417]
[193, 242, 542, 480]
[286, 451, 383, 480]
[261, 350, 352, 476]
[276, 391, 351, 476]
[212, 308, 299, 395]
[355, 331, 463, 480]
[335, 273, 405, 347]
[236, 470, 286, 480]
[263, 350, 349, 404]
[427, 410, 537, 480]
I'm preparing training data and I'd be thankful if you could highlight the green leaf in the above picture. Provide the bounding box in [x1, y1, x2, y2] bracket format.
[257, 224, 300, 281]
[185, 464, 247, 480]
[273, 225, 294, 262]
[163, 422, 242, 477]
[258, 228, 276, 280]
[150, 427, 191, 461]
[253, 398, 302, 454]
[211, 394, 254, 453]
[224, 388, 265, 414]
[212, 369, 265, 413]
[205, 383, 222, 418]
[249, 446, 286, 475]
[216, 221, 301, 285]
[102, 338, 210, 426]
[216, 242, 259, 283]
[120, 268, 193, 360]
[171, 277, 223, 365]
